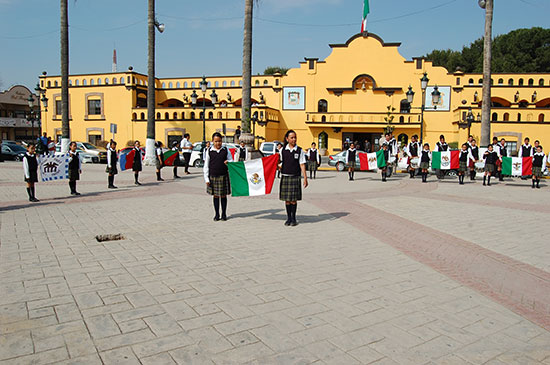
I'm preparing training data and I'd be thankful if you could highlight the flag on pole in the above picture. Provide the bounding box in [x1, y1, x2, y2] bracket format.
[502, 156, 532, 176]
[119, 150, 135, 171]
[432, 151, 460, 170]
[227, 155, 279, 197]
[162, 150, 179, 166]
[358, 151, 386, 170]
[361, 0, 370, 33]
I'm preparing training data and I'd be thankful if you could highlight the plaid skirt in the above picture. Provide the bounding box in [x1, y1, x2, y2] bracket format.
[307, 160, 318, 172]
[207, 174, 231, 196]
[484, 163, 495, 173]
[347, 161, 356, 169]
[155, 159, 163, 169]
[280, 175, 302, 202]
[459, 161, 468, 172]
[69, 169, 80, 181]
[468, 160, 475, 168]
[105, 166, 118, 175]
[532, 166, 543, 178]
[420, 161, 430, 170]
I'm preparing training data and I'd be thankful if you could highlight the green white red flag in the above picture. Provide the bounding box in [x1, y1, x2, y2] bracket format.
[358, 150, 386, 170]
[432, 151, 459, 170]
[361, 0, 370, 33]
[162, 150, 179, 166]
[227, 155, 279, 197]
[502, 156, 532, 176]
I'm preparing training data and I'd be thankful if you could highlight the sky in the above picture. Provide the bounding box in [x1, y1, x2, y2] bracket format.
[1, 0, 549, 91]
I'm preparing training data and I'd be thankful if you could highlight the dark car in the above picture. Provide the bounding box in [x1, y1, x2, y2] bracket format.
[1, 143, 27, 161]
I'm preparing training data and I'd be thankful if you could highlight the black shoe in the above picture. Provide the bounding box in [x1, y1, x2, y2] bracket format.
[31, 197, 40, 202]
[135, 182, 142, 186]
[70, 191, 76, 195]
[74, 192, 81, 196]
[290, 220, 298, 226]
[174, 176, 181, 179]
[213, 215, 220, 221]
[221, 215, 227, 221]
[157, 178, 164, 181]
[537, 186, 541, 189]
[28, 197, 33, 202]
[487, 183, 491, 186]
[284, 220, 291, 226]
[108, 185, 118, 189]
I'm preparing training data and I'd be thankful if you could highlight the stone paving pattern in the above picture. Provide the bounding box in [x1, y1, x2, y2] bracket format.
[1, 161, 549, 364]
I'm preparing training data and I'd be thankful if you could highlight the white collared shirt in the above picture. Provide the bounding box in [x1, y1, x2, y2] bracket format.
[279, 144, 306, 165]
[307, 148, 320, 164]
[203, 145, 233, 183]
[180, 138, 193, 152]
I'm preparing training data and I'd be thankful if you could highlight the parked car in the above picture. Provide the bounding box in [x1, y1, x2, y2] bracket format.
[259, 141, 282, 156]
[56, 142, 107, 163]
[327, 150, 365, 171]
[54, 144, 99, 163]
[190, 142, 238, 167]
[1, 143, 26, 161]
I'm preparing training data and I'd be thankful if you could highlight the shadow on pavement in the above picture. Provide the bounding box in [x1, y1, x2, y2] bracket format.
[231, 209, 349, 224]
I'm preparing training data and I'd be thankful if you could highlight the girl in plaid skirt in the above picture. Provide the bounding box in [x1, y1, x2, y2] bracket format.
[306, 142, 320, 180]
[419, 143, 431, 183]
[22, 143, 39, 202]
[279, 130, 308, 226]
[204, 132, 233, 221]
[483, 144, 498, 186]
[347, 143, 357, 181]
[458, 143, 474, 185]
[532, 146, 547, 189]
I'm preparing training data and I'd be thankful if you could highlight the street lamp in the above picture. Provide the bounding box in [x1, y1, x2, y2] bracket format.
[407, 72, 439, 143]
[251, 110, 267, 149]
[27, 95, 37, 141]
[191, 76, 217, 163]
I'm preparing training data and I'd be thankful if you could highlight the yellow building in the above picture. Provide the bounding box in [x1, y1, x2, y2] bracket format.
[39, 32, 550, 155]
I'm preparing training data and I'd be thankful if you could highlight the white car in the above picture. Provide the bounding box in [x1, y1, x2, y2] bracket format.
[189, 142, 238, 167]
[55, 145, 99, 163]
[259, 141, 282, 156]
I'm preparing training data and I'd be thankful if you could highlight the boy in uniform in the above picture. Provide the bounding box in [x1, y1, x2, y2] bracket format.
[68, 141, 82, 195]
[532, 145, 547, 189]
[468, 139, 480, 181]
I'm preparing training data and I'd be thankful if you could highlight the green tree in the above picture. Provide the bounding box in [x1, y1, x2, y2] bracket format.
[425, 27, 550, 73]
[263, 66, 289, 75]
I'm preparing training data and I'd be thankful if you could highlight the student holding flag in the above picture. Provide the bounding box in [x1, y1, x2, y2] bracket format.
[380, 143, 390, 182]
[133, 141, 142, 185]
[155, 141, 164, 181]
[204, 132, 233, 221]
[279, 130, 308, 226]
[172, 141, 181, 179]
[532, 145, 547, 189]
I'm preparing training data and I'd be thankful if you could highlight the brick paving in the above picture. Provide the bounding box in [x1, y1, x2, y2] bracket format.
[1, 161, 549, 364]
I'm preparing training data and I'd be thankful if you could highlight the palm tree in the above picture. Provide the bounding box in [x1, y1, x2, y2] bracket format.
[480, 0, 493, 147]
[60, 0, 70, 152]
[145, 0, 157, 164]
[241, 0, 257, 136]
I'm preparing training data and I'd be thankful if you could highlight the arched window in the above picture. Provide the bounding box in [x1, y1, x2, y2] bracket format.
[75, 79, 79, 86]
[255, 80, 260, 86]
[54, 81, 58, 87]
[399, 116, 405, 123]
[112, 78, 117, 84]
[517, 113, 522, 122]
[173, 112, 178, 119]
[164, 112, 169, 119]
[97, 78, 101, 85]
[528, 79, 534, 86]
[318, 131, 328, 150]
[223, 81, 227, 87]
[217, 112, 223, 119]
[168, 82, 173, 88]
[162, 83, 166, 88]
[208, 111, 214, 119]
[215, 81, 219, 87]
[468, 79, 474, 85]
[191, 81, 196, 88]
[120, 77, 125, 84]
[156, 112, 161, 119]
[498, 78, 504, 85]
[207, 82, 211, 87]
[508, 78, 514, 86]
[231, 81, 236, 86]
[519, 100, 529, 108]
[318, 99, 328, 113]
[491, 112, 498, 121]
[199, 111, 204, 119]
[184, 82, 188, 88]
[236, 111, 241, 120]
[140, 112, 145, 120]
[321, 115, 326, 122]
[539, 79, 545, 86]
[478, 78, 483, 84]
[47, 81, 51, 87]
[190, 112, 195, 120]
[132, 113, 137, 120]
[105, 78, 109, 84]
[239, 80, 243, 87]
[503, 113, 510, 121]
[83, 79, 87, 86]
[176, 82, 180, 88]
[69, 80, 72, 86]
[519, 79, 524, 86]
[539, 113, 545, 122]
[400, 99, 411, 114]
[263, 80, 268, 86]
[90, 79, 94, 85]
[226, 112, 230, 119]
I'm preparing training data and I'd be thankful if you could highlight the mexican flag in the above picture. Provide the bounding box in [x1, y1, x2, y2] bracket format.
[432, 151, 459, 170]
[228, 154, 279, 197]
[361, 0, 370, 33]
[502, 156, 532, 176]
[229, 148, 237, 160]
[358, 151, 386, 170]
[119, 150, 135, 171]
[162, 150, 179, 166]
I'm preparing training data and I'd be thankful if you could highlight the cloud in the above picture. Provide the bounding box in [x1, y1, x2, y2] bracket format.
[260, 0, 343, 13]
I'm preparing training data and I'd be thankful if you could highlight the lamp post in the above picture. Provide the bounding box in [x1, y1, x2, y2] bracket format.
[27, 95, 37, 141]
[406, 72, 441, 143]
[191, 76, 217, 163]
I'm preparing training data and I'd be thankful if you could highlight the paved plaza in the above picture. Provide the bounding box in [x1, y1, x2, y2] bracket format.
[1, 161, 550, 364]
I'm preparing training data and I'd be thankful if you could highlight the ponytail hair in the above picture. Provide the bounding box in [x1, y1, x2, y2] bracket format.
[283, 130, 296, 147]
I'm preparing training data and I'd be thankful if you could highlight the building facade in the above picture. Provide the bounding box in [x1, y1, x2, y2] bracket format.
[0, 85, 40, 143]
[39, 33, 550, 154]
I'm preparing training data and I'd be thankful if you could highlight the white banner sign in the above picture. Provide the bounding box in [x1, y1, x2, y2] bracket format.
[39, 153, 69, 182]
